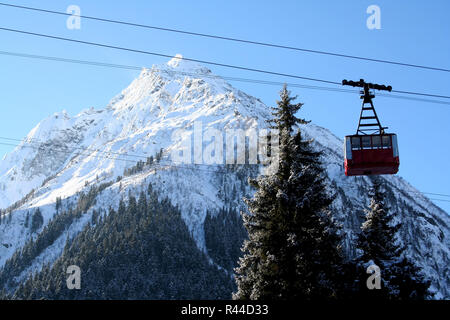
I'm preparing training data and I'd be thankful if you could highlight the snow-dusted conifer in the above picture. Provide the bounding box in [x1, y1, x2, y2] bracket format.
[234, 85, 344, 300]
[355, 180, 430, 299]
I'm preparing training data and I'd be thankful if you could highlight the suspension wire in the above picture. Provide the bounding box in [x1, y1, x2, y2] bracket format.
[0, 27, 341, 85]
[1, 50, 449, 105]
[0, 140, 255, 175]
[1, 26, 450, 99]
[0, 2, 449, 73]
[0, 138, 449, 203]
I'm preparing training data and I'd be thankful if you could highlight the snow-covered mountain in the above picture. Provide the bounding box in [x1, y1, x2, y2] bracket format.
[0, 55, 449, 298]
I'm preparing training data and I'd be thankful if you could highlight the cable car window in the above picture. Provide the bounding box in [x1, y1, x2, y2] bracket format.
[351, 137, 360, 150]
[362, 136, 371, 149]
[372, 135, 382, 148]
[382, 135, 391, 148]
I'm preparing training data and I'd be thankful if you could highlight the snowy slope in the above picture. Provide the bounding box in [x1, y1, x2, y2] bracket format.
[0, 55, 449, 298]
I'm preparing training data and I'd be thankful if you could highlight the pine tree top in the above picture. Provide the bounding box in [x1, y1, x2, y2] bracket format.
[268, 85, 310, 134]
[358, 181, 402, 265]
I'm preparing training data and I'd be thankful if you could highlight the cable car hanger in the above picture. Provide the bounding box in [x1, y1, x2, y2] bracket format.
[342, 79, 392, 135]
[342, 79, 399, 176]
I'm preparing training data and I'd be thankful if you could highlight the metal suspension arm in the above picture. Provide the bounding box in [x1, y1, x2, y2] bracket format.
[342, 79, 392, 135]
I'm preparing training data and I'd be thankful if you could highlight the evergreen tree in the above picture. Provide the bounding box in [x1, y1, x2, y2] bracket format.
[355, 180, 430, 299]
[24, 211, 30, 228]
[156, 148, 163, 162]
[30, 208, 44, 233]
[55, 197, 62, 213]
[234, 85, 345, 300]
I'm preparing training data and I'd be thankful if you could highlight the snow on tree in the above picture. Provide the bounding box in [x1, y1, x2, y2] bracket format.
[355, 179, 431, 299]
[233, 85, 345, 300]
[30, 208, 44, 233]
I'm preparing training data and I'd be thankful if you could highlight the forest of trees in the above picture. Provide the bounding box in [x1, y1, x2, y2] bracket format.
[0, 181, 114, 293]
[3, 184, 234, 299]
[204, 207, 247, 273]
[123, 148, 164, 177]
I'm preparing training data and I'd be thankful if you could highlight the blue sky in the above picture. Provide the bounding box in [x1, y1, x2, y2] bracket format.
[0, 0, 449, 212]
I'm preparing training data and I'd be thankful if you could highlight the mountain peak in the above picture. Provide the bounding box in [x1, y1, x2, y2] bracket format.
[164, 54, 212, 75]
[167, 54, 184, 68]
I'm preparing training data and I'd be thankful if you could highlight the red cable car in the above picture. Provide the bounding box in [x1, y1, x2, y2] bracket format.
[344, 133, 399, 176]
[342, 79, 400, 176]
